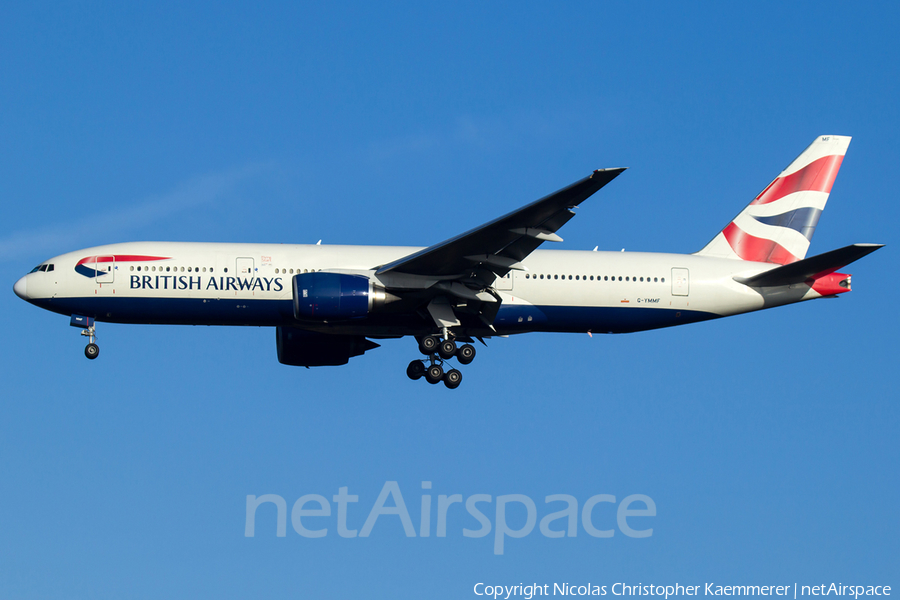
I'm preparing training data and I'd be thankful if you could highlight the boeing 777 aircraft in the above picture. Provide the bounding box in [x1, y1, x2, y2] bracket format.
[14, 136, 882, 388]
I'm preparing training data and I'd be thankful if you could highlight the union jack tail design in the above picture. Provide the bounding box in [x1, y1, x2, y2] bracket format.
[696, 135, 851, 265]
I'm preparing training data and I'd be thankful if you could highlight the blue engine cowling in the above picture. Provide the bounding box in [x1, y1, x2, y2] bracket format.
[276, 327, 380, 367]
[293, 272, 384, 320]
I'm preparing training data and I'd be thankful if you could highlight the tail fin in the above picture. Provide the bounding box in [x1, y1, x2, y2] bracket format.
[696, 135, 851, 265]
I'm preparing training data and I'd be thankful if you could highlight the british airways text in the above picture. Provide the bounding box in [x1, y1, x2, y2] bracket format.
[130, 276, 284, 292]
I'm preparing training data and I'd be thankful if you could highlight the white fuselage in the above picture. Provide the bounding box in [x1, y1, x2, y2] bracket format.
[16, 241, 825, 338]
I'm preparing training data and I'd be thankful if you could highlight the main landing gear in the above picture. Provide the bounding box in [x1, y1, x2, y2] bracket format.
[406, 335, 476, 390]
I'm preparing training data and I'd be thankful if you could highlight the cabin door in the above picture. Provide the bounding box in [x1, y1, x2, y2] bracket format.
[94, 256, 114, 284]
[671, 268, 689, 296]
[236, 257, 255, 279]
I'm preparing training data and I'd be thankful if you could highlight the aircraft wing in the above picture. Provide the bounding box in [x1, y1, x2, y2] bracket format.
[375, 168, 626, 281]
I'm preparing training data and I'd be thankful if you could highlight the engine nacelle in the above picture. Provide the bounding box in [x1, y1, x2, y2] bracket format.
[293, 272, 392, 320]
[276, 327, 380, 367]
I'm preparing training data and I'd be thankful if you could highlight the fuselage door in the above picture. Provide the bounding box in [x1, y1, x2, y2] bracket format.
[236, 257, 255, 279]
[95, 256, 114, 284]
[495, 272, 514, 291]
[671, 267, 689, 296]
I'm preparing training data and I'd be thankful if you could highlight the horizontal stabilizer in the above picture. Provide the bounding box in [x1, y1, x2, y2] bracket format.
[734, 243, 883, 287]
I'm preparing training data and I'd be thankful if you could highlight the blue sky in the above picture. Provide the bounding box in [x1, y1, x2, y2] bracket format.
[1, 3, 897, 598]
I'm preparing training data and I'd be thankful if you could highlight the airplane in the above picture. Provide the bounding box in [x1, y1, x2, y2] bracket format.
[13, 135, 882, 389]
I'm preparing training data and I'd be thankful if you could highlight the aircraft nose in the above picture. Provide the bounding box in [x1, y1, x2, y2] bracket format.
[13, 276, 28, 300]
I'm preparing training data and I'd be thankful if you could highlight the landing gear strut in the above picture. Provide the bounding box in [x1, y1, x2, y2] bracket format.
[407, 334, 475, 389]
[75, 317, 100, 360]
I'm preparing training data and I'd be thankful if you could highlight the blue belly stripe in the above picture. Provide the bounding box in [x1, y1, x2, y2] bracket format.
[29, 296, 719, 334]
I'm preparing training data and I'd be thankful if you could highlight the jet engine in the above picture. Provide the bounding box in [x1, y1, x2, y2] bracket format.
[276, 327, 380, 367]
[292, 272, 396, 320]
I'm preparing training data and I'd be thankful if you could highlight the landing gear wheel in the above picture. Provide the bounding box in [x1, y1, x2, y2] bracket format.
[425, 364, 444, 384]
[438, 339, 457, 359]
[457, 344, 476, 365]
[85, 343, 100, 360]
[406, 360, 426, 380]
[419, 336, 440, 355]
[443, 369, 462, 389]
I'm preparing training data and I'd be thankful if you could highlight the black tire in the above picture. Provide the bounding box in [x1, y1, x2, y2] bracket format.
[443, 369, 462, 389]
[438, 339, 457, 359]
[84, 343, 99, 360]
[419, 336, 439, 355]
[457, 344, 476, 365]
[406, 360, 425, 380]
[425, 364, 443, 384]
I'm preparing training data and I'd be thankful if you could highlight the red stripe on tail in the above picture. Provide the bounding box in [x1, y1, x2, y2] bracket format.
[722, 222, 801, 265]
[753, 154, 844, 206]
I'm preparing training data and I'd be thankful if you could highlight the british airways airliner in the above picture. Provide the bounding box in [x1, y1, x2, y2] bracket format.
[14, 136, 882, 388]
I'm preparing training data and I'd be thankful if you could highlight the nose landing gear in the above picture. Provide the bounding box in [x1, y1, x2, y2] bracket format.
[407, 335, 475, 389]
[71, 315, 100, 360]
[82, 325, 99, 360]
[84, 341, 100, 359]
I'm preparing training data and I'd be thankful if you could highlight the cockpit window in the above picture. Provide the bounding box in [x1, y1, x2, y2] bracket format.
[28, 263, 55, 273]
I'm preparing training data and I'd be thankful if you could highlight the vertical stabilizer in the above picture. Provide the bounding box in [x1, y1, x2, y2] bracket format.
[696, 135, 851, 264]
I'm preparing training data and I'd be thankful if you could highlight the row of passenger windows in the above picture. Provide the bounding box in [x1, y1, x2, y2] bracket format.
[125, 265, 665, 282]
[524, 273, 665, 283]
[129, 265, 319, 274]
[30, 264, 55, 273]
[131, 266, 224, 273]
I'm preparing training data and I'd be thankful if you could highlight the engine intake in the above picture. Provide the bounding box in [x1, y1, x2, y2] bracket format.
[293, 272, 394, 320]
